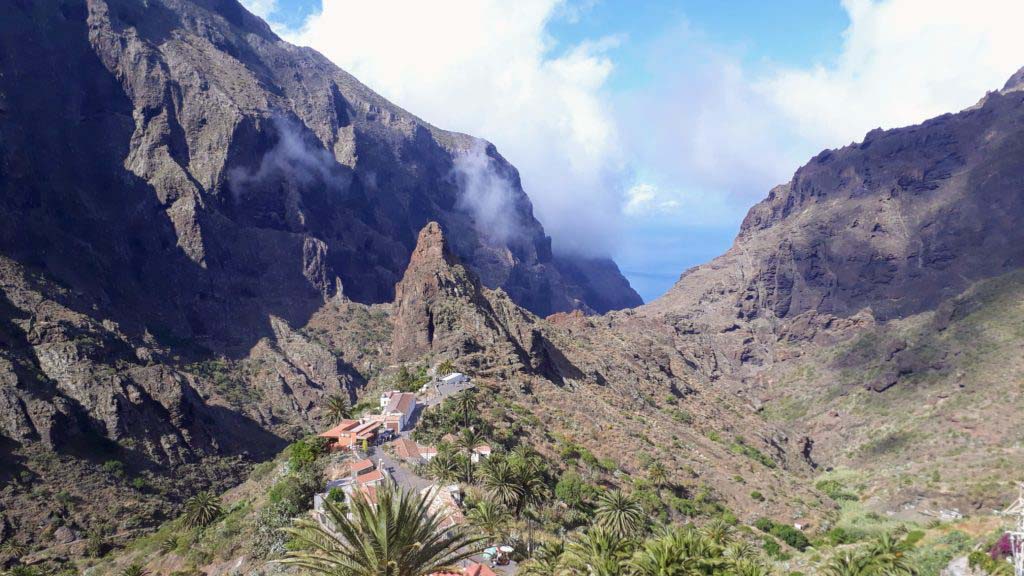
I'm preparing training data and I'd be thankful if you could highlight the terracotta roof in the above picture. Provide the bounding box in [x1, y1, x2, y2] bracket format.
[349, 458, 374, 475]
[419, 445, 438, 456]
[356, 469, 385, 485]
[394, 438, 421, 459]
[352, 420, 382, 435]
[319, 420, 360, 438]
[473, 445, 492, 455]
[385, 392, 417, 415]
[464, 563, 497, 576]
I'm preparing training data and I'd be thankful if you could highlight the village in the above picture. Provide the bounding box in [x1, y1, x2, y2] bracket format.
[310, 371, 512, 575]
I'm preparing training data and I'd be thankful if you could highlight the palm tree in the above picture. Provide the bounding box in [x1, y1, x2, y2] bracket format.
[821, 551, 874, 576]
[594, 490, 645, 538]
[453, 390, 477, 428]
[436, 359, 456, 377]
[626, 534, 683, 576]
[699, 518, 733, 546]
[428, 451, 460, 483]
[520, 541, 564, 576]
[457, 428, 486, 483]
[182, 491, 222, 528]
[278, 482, 482, 576]
[467, 500, 511, 542]
[159, 536, 177, 554]
[480, 459, 525, 512]
[324, 394, 351, 422]
[120, 564, 148, 576]
[647, 462, 669, 489]
[731, 559, 772, 576]
[561, 528, 632, 576]
[862, 532, 919, 575]
[723, 540, 760, 562]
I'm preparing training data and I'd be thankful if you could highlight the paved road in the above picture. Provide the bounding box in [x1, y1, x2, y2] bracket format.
[368, 445, 433, 493]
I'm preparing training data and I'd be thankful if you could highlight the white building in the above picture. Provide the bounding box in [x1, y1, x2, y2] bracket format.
[424, 372, 473, 399]
[380, 391, 418, 433]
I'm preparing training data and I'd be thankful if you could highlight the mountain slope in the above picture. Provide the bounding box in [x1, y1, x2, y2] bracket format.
[0, 0, 639, 357]
[643, 66, 1024, 513]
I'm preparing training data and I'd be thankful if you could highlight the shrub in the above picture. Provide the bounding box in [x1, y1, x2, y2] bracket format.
[815, 479, 858, 501]
[268, 468, 320, 516]
[555, 471, 587, 507]
[771, 523, 811, 551]
[102, 460, 126, 478]
[754, 517, 810, 551]
[762, 537, 787, 559]
[288, 437, 329, 471]
[750, 490, 764, 502]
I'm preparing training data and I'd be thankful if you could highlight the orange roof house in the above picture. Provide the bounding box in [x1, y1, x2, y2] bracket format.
[394, 437, 421, 460]
[349, 458, 374, 476]
[320, 420, 360, 449]
[356, 469, 385, 486]
[351, 419, 383, 442]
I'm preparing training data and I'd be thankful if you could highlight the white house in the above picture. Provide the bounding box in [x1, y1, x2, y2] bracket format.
[381, 391, 418, 433]
[426, 372, 473, 399]
[470, 444, 492, 463]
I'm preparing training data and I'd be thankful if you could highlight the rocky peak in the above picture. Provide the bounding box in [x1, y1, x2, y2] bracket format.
[405, 222, 461, 277]
[1003, 65, 1024, 92]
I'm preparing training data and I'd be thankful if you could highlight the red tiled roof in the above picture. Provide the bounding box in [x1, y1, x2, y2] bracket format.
[356, 469, 385, 485]
[319, 420, 359, 438]
[473, 445, 492, 454]
[349, 458, 374, 474]
[385, 392, 417, 415]
[395, 438, 420, 459]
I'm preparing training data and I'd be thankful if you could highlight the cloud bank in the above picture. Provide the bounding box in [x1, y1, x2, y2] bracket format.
[452, 142, 524, 246]
[243, 0, 1024, 298]
[285, 0, 624, 257]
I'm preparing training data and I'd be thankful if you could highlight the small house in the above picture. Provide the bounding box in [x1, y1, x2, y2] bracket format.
[471, 444, 492, 463]
[382, 391, 418, 432]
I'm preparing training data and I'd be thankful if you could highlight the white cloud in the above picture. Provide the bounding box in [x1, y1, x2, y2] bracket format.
[760, 0, 1024, 150]
[286, 0, 625, 257]
[239, 0, 278, 21]
[616, 0, 1024, 226]
[623, 183, 679, 217]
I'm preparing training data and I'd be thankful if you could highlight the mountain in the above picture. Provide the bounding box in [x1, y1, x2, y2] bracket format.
[0, 0, 639, 357]
[644, 66, 1024, 513]
[4, 0, 1024, 569]
[0, 0, 641, 558]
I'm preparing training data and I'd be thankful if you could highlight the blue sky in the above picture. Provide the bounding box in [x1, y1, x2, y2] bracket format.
[248, 0, 1024, 303]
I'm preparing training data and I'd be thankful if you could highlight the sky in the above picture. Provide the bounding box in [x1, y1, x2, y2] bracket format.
[241, 0, 1024, 302]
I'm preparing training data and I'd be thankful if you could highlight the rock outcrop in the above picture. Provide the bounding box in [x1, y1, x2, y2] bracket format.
[0, 0, 639, 359]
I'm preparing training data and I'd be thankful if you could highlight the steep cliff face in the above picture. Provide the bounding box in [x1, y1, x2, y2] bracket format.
[642, 67, 1024, 513]
[0, 0, 638, 358]
[650, 70, 1024, 328]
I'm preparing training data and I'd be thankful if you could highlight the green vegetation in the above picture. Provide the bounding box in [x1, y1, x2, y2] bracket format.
[394, 364, 431, 393]
[323, 394, 351, 423]
[820, 532, 920, 575]
[594, 490, 646, 537]
[754, 518, 810, 551]
[729, 438, 776, 469]
[181, 492, 222, 529]
[521, 523, 773, 575]
[278, 483, 481, 576]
